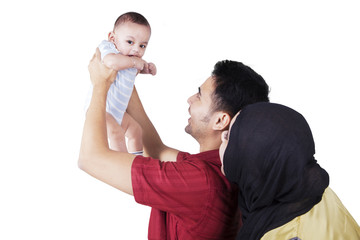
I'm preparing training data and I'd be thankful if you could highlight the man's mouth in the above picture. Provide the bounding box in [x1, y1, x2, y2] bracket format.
[187, 107, 193, 123]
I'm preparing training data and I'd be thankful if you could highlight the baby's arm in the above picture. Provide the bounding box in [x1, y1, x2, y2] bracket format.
[103, 54, 147, 72]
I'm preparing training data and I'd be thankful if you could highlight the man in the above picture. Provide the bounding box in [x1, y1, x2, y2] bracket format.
[79, 49, 269, 239]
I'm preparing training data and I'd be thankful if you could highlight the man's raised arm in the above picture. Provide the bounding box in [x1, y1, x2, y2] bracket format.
[127, 87, 179, 162]
[78, 49, 135, 195]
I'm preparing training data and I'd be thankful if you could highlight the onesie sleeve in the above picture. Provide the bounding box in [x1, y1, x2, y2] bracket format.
[98, 40, 119, 60]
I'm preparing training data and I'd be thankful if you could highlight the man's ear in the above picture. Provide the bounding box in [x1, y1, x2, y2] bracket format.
[212, 112, 231, 131]
[108, 31, 115, 43]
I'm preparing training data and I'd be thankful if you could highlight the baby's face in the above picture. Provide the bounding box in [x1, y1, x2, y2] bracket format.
[109, 22, 151, 58]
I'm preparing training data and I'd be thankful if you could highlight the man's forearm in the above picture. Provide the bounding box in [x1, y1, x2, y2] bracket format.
[80, 84, 109, 159]
[79, 84, 135, 195]
[78, 49, 135, 195]
[80, 49, 115, 159]
[127, 87, 179, 161]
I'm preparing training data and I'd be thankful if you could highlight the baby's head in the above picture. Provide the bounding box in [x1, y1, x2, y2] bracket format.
[108, 12, 151, 58]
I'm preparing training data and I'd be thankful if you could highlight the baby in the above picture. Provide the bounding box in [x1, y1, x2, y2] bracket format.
[86, 12, 156, 154]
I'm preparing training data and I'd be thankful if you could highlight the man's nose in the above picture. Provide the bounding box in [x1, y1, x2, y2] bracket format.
[187, 94, 195, 105]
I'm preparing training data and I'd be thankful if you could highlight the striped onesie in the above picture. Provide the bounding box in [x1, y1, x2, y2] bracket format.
[86, 40, 137, 125]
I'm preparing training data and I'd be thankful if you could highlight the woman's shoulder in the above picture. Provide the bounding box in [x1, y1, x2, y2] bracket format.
[261, 187, 360, 240]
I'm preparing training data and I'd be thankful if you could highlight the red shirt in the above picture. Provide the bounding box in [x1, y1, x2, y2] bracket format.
[131, 150, 241, 240]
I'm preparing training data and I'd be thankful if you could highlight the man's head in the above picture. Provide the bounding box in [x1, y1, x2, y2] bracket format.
[185, 60, 269, 151]
[108, 12, 151, 58]
[211, 60, 269, 117]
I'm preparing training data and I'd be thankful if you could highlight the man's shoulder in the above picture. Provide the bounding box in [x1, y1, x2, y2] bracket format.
[177, 150, 221, 171]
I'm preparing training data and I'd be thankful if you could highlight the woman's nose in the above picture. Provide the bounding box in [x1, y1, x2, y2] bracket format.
[221, 130, 229, 142]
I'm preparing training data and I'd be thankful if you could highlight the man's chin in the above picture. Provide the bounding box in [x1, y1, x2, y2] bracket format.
[185, 123, 196, 137]
[184, 124, 191, 135]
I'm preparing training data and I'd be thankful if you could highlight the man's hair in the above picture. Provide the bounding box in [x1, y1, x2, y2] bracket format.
[114, 12, 151, 30]
[211, 60, 269, 117]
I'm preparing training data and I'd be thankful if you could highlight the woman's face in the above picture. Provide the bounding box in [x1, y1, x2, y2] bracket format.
[219, 111, 240, 175]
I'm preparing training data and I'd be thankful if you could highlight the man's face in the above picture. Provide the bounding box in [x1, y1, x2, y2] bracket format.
[185, 76, 216, 142]
[109, 22, 151, 58]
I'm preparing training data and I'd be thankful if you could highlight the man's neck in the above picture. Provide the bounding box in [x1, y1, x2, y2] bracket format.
[199, 141, 221, 153]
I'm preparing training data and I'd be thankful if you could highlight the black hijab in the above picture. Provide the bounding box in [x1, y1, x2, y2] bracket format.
[223, 102, 329, 240]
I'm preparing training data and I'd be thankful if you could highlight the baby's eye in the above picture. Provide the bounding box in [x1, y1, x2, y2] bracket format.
[127, 40, 134, 45]
[140, 44, 147, 49]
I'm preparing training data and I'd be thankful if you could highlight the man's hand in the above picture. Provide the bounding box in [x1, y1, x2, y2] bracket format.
[88, 48, 117, 88]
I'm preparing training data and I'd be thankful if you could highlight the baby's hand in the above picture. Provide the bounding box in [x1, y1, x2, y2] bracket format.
[132, 57, 148, 72]
[140, 62, 157, 75]
[148, 63, 157, 75]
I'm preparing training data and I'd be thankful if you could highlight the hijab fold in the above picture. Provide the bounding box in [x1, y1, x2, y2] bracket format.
[224, 102, 329, 240]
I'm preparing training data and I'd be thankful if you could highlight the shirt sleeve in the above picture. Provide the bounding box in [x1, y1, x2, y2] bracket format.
[131, 154, 211, 218]
[98, 40, 119, 60]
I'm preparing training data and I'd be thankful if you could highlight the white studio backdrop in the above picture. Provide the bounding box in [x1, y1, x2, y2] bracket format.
[0, 0, 359, 239]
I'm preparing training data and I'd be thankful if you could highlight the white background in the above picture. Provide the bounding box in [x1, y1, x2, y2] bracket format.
[0, 0, 359, 239]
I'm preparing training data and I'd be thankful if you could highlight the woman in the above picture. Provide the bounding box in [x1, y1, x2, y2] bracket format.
[220, 102, 360, 240]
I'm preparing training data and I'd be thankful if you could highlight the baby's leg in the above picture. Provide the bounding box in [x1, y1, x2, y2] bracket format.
[121, 112, 143, 154]
[106, 113, 127, 152]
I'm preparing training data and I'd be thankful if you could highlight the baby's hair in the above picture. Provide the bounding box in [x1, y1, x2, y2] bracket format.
[114, 12, 151, 31]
